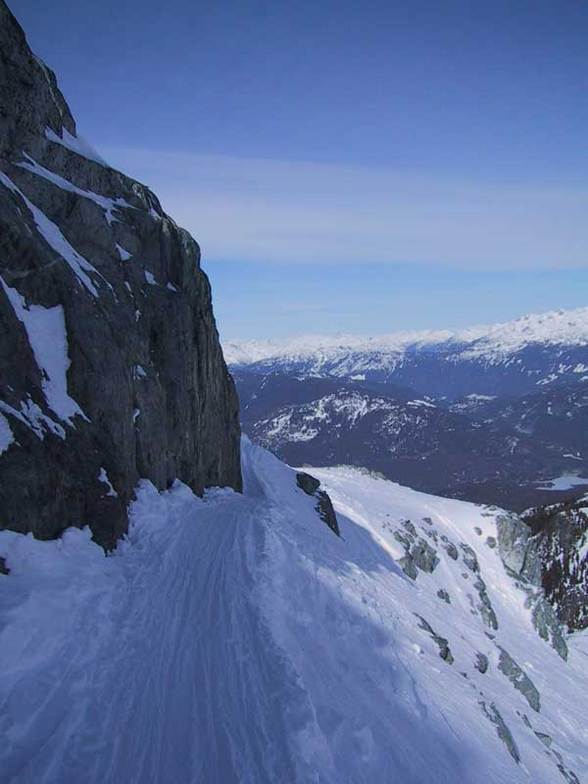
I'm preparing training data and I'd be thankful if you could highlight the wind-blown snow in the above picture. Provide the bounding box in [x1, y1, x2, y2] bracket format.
[18, 155, 132, 224]
[0, 171, 108, 297]
[0, 397, 65, 441]
[0, 439, 586, 783]
[0, 413, 14, 454]
[1, 280, 87, 426]
[224, 306, 588, 369]
[44, 126, 107, 166]
[115, 243, 132, 261]
[98, 467, 117, 497]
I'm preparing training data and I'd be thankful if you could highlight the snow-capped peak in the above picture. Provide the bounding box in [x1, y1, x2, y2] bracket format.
[223, 306, 588, 367]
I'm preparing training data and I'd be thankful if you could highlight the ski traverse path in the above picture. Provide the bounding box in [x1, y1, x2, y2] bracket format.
[0, 482, 302, 784]
[1, 439, 587, 783]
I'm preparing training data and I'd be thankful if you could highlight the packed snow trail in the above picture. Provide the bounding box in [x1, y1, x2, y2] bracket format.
[1, 439, 587, 783]
[0, 482, 305, 784]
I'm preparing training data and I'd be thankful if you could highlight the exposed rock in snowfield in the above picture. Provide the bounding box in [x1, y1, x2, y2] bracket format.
[296, 470, 340, 536]
[0, 1, 241, 546]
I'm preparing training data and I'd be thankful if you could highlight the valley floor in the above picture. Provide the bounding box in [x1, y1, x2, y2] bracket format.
[0, 440, 587, 783]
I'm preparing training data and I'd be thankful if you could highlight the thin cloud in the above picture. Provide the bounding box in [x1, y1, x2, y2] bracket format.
[104, 147, 588, 270]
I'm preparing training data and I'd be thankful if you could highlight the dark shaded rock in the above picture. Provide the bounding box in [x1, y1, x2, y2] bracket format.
[0, 3, 241, 548]
[443, 541, 459, 560]
[401, 519, 417, 537]
[474, 526, 482, 535]
[522, 501, 588, 632]
[399, 555, 418, 580]
[486, 536, 497, 549]
[497, 646, 541, 712]
[480, 701, 520, 763]
[497, 503, 585, 637]
[557, 765, 580, 784]
[296, 471, 321, 496]
[411, 538, 439, 573]
[393, 530, 412, 548]
[415, 614, 454, 664]
[0, 556, 9, 575]
[534, 731, 552, 748]
[460, 543, 480, 573]
[473, 577, 499, 631]
[422, 516, 433, 526]
[437, 588, 450, 604]
[496, 513, 541, 585]
[295, 472, 340, 536]
[474, 652, 488, 674]
[316, 490, 340, 536]
[531, 597, 568, 661]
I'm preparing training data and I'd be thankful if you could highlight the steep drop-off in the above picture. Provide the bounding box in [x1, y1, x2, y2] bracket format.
[0, 1, 241, 547]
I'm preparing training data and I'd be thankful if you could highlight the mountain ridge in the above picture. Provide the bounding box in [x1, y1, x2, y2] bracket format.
[225, 305, 588, 367]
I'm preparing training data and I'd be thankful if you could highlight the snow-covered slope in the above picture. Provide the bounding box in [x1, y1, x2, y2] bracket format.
[1, 439, 586, 783]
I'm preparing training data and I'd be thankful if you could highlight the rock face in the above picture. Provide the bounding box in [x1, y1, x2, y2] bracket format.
[0, 1, 241, 548]
[497, 499, 588, 634]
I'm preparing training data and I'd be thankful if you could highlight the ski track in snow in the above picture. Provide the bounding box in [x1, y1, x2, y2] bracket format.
[0, 482, 301, 784]
[0, 440, 587, 784]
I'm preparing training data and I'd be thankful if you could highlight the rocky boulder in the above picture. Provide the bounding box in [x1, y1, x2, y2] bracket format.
[296, 472, 340, 536]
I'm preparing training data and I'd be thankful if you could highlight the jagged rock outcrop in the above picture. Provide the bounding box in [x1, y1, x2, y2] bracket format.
[522, 498, 588, 632]
[296, 471, 340, 536]
[497, 498, 588, 634]
[0, 1, 241, 548]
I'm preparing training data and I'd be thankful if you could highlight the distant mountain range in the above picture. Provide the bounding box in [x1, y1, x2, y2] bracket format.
[226, 307, 588, 510]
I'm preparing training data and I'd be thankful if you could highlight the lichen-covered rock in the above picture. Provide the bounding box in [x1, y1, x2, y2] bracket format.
[473, 577, 499, 631]
[522, 500, 588, 632]
[411, 538, 440, 573]
[460, 543, 480, 573]
[443, 541, 459, 561]
[497, 501, 587, 635]
[399, 555, 418, 580]
[496, 513, 541, 584]
[534, 731, 552, 748]
[400, 519, 417, 537]
[479, 701, 520, 763]
[0, 2, 241, 547]
[530, 597, 568, 660]
[497, 646, 541, 712]
[415, 615, 454, 664]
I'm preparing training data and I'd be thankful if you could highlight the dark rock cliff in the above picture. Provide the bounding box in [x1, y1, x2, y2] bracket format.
[497, 496, 588, 636]
[0, 1, 241, 548]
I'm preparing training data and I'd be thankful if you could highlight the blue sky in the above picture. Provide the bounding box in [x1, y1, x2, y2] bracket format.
[13, 0, 588, 339]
